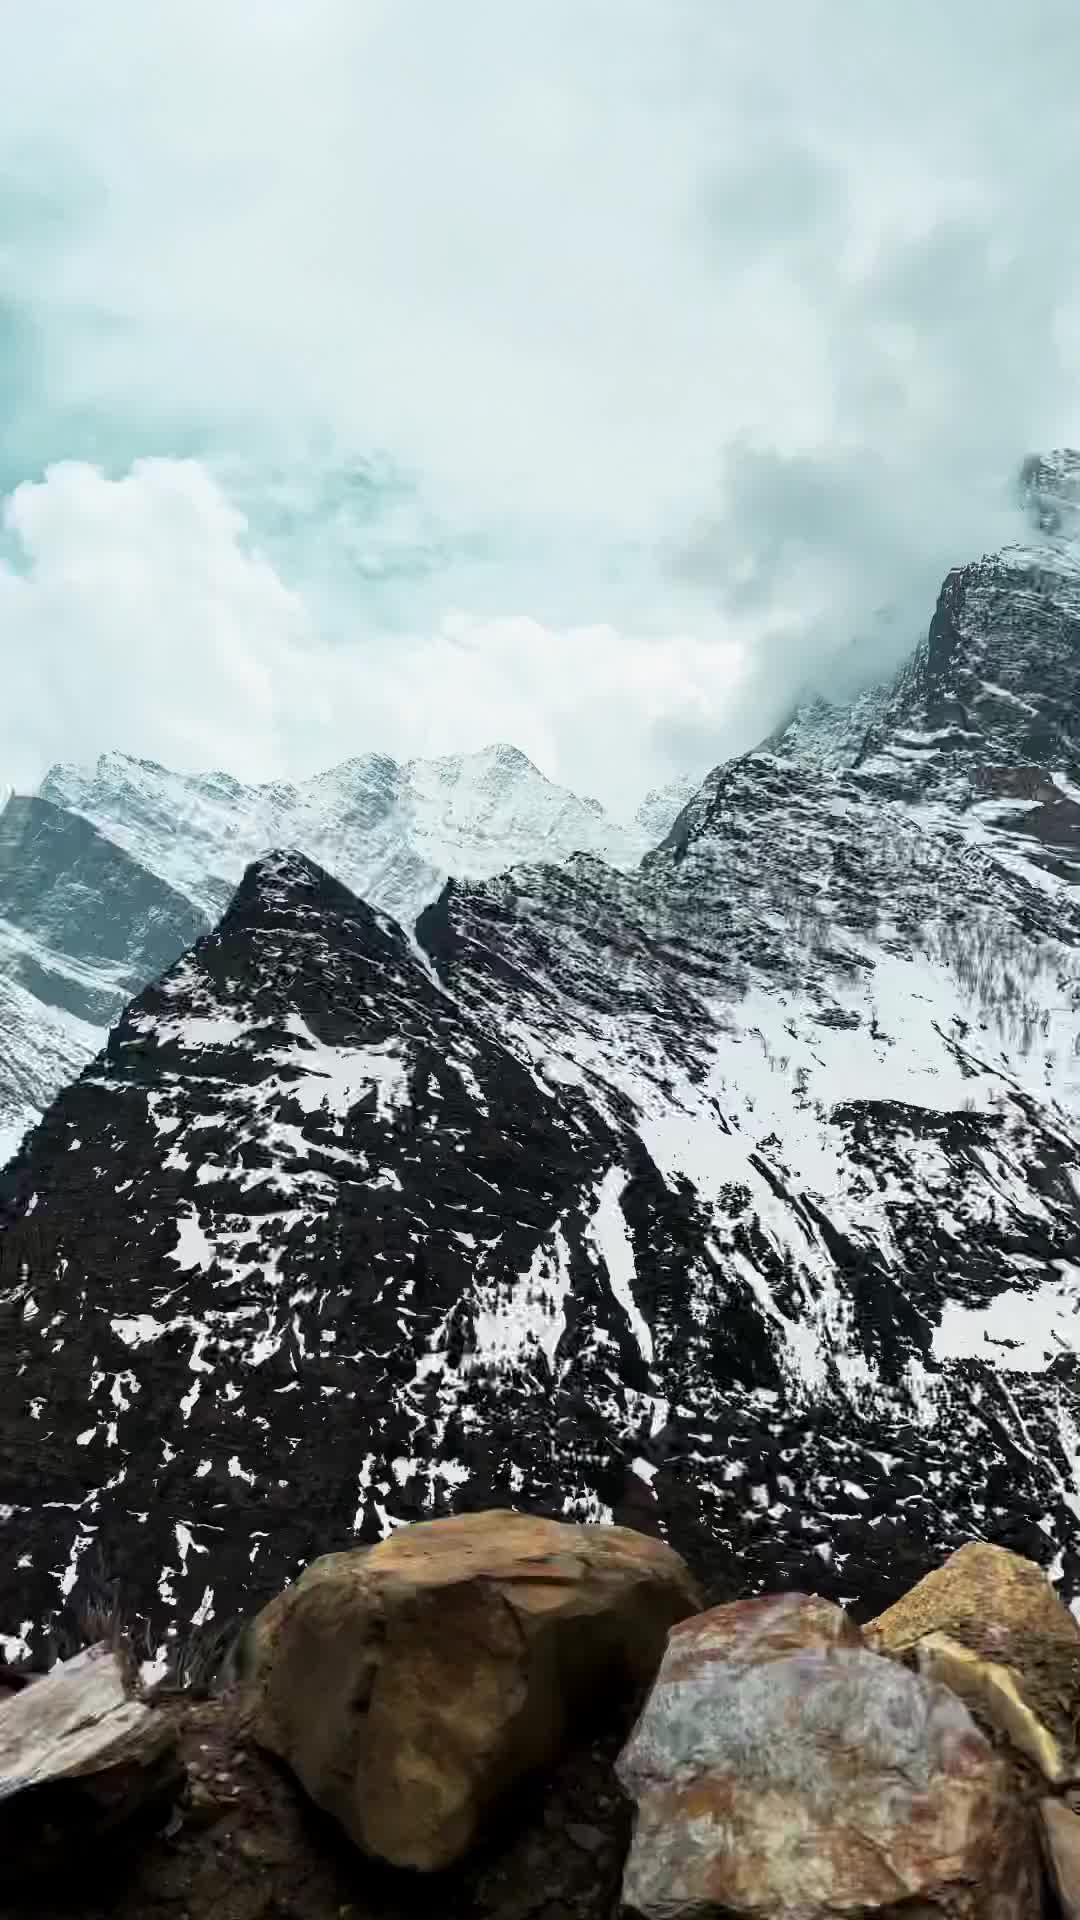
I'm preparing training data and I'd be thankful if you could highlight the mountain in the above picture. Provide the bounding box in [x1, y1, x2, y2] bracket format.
[0, 745, 673, 1166]
[0, 797, 206, 1167]
[771, 450, 1080, 834]
[38, 742, 653, 927]
[630, 772, 701, 847]
[3, 458, 1080, 1669]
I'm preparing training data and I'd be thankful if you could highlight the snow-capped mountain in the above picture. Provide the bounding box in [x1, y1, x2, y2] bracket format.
[3, 457, 1080, 1667]
[0, 745, 674, 1165]
[772, 450, 1080, 826]
[38, 742, 653, 928]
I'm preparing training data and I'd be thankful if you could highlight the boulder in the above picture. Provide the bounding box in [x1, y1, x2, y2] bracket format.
[868, 1543, 1080, 1784]
[0, 1643, 181, 1884]
[865, 1541, 1078, 1656]
[616, 1591, 1042, 1920]
[1041, 1799, 1080, 1919]
[245, 1509, 701, 1871]
[914, 1632, 1074, 1784]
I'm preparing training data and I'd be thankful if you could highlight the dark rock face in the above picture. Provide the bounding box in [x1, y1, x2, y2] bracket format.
[0, 853, 628, 1660]
[914, 548, 1080, 777]
[4, 494, 1080, 1670]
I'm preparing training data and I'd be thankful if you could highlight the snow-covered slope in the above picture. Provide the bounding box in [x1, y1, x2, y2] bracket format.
[39, 742, 653, 927]
[5, 469, 1080, 1664]
[0, 746, 676, 1164]
[0, 975, 100, 1172]
[0, 796, 207, 1158]
[631, 772, 701, 848]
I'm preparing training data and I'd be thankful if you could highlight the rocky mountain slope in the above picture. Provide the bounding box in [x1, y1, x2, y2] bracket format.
[770, 450, 1080, 844]
[3, 457, 1080, 1672]
[0, 746, 679, 1166]
[0, 797, 207, 1169]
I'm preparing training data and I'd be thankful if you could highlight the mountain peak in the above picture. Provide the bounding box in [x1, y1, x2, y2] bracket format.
[233, 844, 332, 899]
[1, 745, 701, 1161]
[767, 457, 1080, 803]
[411, 741, 543, 784]
[1019, 448, 1080, 538]
[226, 846, 379, 928]
[481, 742, 536, 771]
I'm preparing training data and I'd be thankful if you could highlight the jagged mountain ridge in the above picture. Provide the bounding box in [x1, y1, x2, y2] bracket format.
[0, 745, 688, 1166]
[4, 469, 1080, 1663]
[770, 450, 1080, 853]
[38, 743, 666, 927]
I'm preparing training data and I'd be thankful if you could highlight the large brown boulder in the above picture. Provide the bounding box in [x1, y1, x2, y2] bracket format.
[0, 1643, 181, 1885]
[868, 1543, 1080, 1784]
[245, 1509, 701, 1871]
[616, 1591, 1042, 1919]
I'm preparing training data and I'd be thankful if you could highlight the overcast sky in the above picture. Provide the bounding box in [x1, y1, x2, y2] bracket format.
[1, 1, 1079, 814]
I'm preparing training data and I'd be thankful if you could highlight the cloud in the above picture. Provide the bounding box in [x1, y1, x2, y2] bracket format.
[1, 1, 1079, 799]
[0, 459, 743, 815]
[0, 461, 311, 791]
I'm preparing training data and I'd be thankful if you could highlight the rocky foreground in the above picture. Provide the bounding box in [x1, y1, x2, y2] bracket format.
[2, 1512, 1080, 1919]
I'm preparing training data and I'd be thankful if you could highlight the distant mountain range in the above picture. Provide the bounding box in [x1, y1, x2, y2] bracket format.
[0, 746, 697, 1164]
[3, 455, 1080, 1666]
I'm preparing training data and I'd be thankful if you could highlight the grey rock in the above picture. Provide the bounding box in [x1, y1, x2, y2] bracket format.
[0, 1643, 181, 1883]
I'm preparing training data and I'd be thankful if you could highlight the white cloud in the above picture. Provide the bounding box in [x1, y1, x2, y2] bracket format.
[0, 459, 742, 814]
[1, 1, 1079, 802]
[0, 461, 310, 790]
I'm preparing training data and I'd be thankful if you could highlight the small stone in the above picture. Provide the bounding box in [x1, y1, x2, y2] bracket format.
[565, 1822, 606, 1853]
[916, 1630, 1072, 1782]
[1042, 1799, 1080, 1917]
[185, 1775, 227, 1829]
